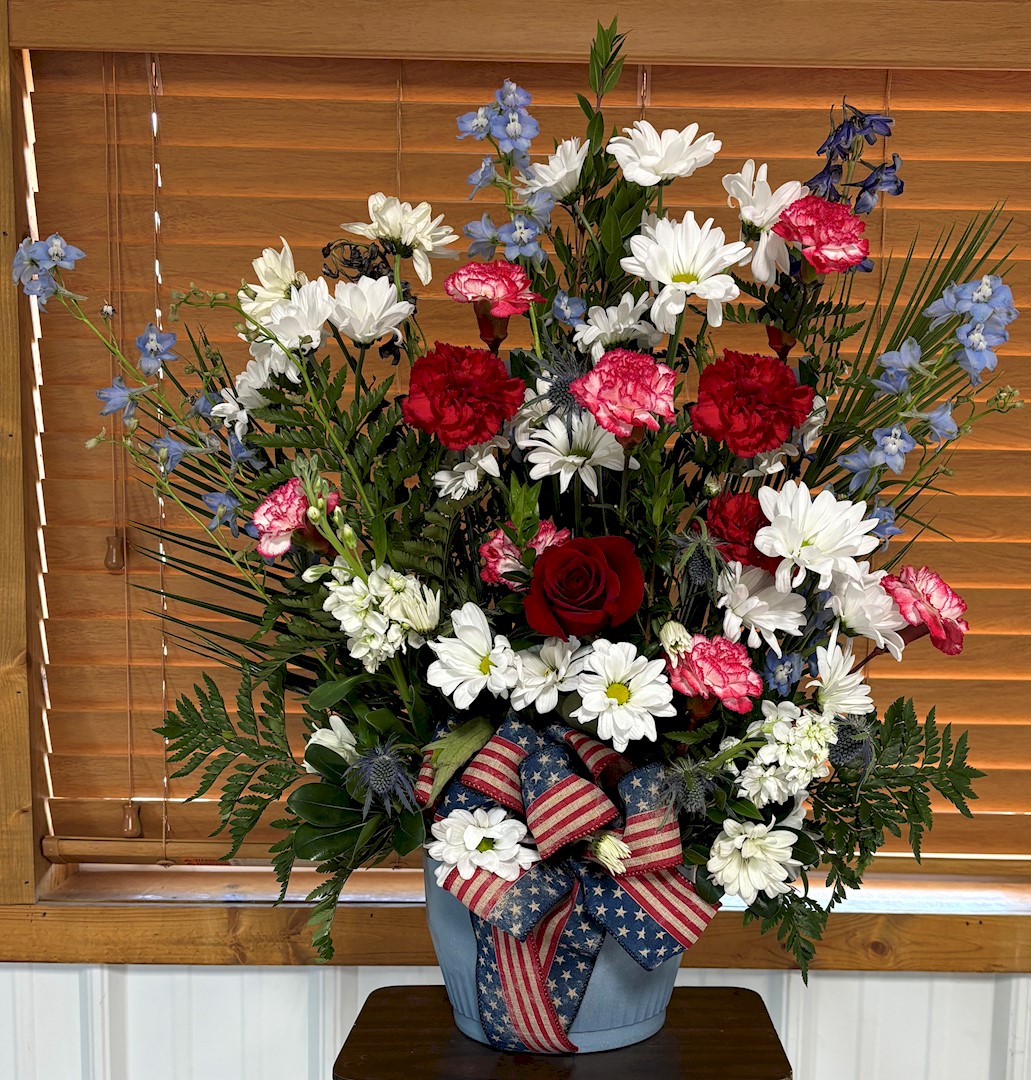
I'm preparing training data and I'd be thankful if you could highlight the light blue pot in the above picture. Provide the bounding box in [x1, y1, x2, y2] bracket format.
[424, 857, 681, 1054]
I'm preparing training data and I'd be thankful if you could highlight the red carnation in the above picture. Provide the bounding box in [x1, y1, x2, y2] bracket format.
[705, 492, 779, 574]
[402, 341, 526, 450]
[524, 536, 644, 640]
[691, 350, 815, 458]
[772, 194, 869, 274]
[569, 348, 676, 440]
[444, 261, 543, 318]
[882, 565, 970, 656]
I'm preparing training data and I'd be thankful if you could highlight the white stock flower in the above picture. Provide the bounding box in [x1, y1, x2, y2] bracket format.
[239, 237, 307, 321]
[521, 412, 636, 496]
[722, 160, 807, 285]
[808, 629, 874, 718]
[427, 806, 540, 887]
[427, 603, 519, 710]
[739, 701, 835, 807]
[571, 639, 676, 753]
[433, 436, 509, 500]
[607, 119, 721, 187]
[210, 355, 273, 439]
[328, 275, 415, 345]
[303, 713, 358, 773]
[828, 562, 907, 661]
[620, 213, 751, 332]
[707, 817, 801, 905]
[341, 193, 458, 285]
[247, 336, 301, 385]
[511, 637, 590, 714]
[716, 562, 806, 657]
[520, 137, 589, 199]
[572, 291, 663, 361]
[754, 480, 881, 593]
[263, 278, 334, 353]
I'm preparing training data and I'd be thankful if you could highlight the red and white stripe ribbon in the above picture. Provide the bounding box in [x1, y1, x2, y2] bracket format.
[619, 868, 719, 949]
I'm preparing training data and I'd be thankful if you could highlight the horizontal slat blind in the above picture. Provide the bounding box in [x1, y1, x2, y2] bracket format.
[27, 51, 1030, 867]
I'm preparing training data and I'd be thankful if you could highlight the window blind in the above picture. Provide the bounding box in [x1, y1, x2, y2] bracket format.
[24, 50, 1029, 868]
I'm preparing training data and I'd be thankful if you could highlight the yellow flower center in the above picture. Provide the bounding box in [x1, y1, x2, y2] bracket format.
[479, 655, 494, 676]
[606, 682, 631, 705]
[671, 271, 699, 285]
[476, 837, 494, 852]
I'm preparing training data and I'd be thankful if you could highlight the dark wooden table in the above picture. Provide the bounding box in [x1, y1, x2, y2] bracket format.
[333, 985, 792, 1079]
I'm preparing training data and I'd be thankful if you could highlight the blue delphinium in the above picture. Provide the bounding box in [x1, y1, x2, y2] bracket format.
[96, 376, 152, 423]
[136, 323, 178, 375]
[346, 737, 418, 818]
[457, 105, 494, 141]
[464, 214, 501, 259]
[467, 156, 497, 198]
[838, 445, 883, 494]
[925, 274, 1018, 329]
[852, 153, 904, 214]
[520, 189, 555, 230]
[872, 423, 917, 473]
[955, 319, 1007, 384]
[869, 504, 904, 548]
[552, 290, 587, 327]
[763, 652, 805, 696]
[870, 367, 909, 397]
[498, 215, 542, 261]
[22, 273, 59, 308]
[810, 102, 900, 216]
[919, 401, 959, 447]
[150, 435, 190, 474]
[495, 79, 532, 109]
[189, 391, 221, 422]
[228, 431, 265, 471]
[490, 107, 539, 157]
[202, 491, 242, 536]
[871, 337, 923, 395]
[804, 159, 844, 201]
[38, 233, 86, 270]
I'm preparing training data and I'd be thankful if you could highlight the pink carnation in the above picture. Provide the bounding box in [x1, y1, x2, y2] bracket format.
[665, 634, 762, 715]
[479, 518, 571, 588]
[251, 478, 338, 559]
[772, 194, 869, 274]
[569, 349, 677, 439]
[881, 565, 970, 656]
[443, 261, 544, 318]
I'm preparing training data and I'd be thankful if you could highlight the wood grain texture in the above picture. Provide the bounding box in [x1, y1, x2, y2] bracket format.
[332, 986, 792, 1080]
[1, 901, 1030, 972]
[8, 1, 1031, 68]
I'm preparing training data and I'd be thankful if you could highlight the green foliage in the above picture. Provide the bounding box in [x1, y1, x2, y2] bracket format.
[425, 716, 495, 802]
[744, 891, 829, 983]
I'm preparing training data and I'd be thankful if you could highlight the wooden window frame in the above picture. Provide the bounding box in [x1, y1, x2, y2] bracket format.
[2, 0, 1031, 970]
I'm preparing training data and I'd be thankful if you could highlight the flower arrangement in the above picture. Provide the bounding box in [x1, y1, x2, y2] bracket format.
[15, 21, 1022, 1009]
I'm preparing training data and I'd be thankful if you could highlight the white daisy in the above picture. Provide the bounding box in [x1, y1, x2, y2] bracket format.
[571, 639, 676, 753]
[328, 274, 415, 345]
[427, 806, 540, 887]
[303, 713, 358, 773]
[607, 119, 722, 187]
[722, 160, 807, 285]
[520, 412, 636, 496]
[572, 291, 663, 361]
[511, 637, 591, 714]
[808, 628, 874, 718]
[263, 278, 334, 353]
[519, 137, 589, 200]
[341, 193, 458, 285]
[707, 817, 801, 906]
[754, 480, 881, 593]
[239, 237, 307, 322]
[433, 436, 509, 500]
[620, 213, 752, 332]
[427, 603, 519, 710]
[716, 561, 806, 657]
[827, 562, 907, 661]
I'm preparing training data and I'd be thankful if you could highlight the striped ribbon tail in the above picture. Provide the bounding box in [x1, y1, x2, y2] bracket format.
[617, 763, 685, 875]
[462, 717, 545, 813]
[413, 746, 436, 807]
[551, 725, 632, 787]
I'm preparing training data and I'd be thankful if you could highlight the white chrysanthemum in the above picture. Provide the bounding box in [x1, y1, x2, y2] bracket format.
[427, 806, 540, 887]
[262, 278, 334, 354]
[735, 762, 795, 810]
[519, 137, 589, 199]
[798, 396, 828, 453]
[828, 563, 907, 661]
[433, 436, 509, 500]
[572, 291, 663, 361]
[427, 603, 519, 710]
[303, 713, 358, 773]
[521, 412, 636, 496]
[341, 193, 458, 285]
[239, 237, 308, 321]
[511, 637, 591, 714]
[607, 119, 722, 187]
[328, 275, 415, 345]
[210, 355, 273, 440]
[743, 396, 826, 478]
[722, 160, 807, 285]
[246, 336, 301, 385]
[658, 619, 692, 658]
[716, 562, 806, 658]
[571, 639, 676, 753]
[707, 817, 801, 905]
[754, 480, 881, 593]
[620, 213, 751, 332]
[808, 629, 874, 718]
[507, 381, 553, 446]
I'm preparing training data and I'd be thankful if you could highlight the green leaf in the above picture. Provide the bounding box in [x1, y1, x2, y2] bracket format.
[293, 820, 367, 863]
[302, 743, 352, 786]
[308, 676, 365, 712]
[426, 716, 494, 802]
[287, 782, 362, 828]
[394, 808, 426, 855]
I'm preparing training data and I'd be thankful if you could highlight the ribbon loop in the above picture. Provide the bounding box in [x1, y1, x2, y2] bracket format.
[462, 716, 546, 812]
[616, 763, 685, 876]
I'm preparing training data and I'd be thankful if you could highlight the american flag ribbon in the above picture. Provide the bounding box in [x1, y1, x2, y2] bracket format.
[554, 725, 632, 786]
[413, 746, 436, 807]
[461, 717, 545, 813]
[441, 860, 572, 939]
[617, 763, 685, 876]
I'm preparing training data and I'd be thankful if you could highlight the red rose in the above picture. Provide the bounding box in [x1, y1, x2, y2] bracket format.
[691, 350, 815, 458]
[524, 536, 644, 640]
[402, 341, 526, 450]
[772, 194, 869, 274]
[705, 492, 779, 574]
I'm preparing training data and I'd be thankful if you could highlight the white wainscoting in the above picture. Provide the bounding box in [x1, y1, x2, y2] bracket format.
[0, 964, 1026, 1080]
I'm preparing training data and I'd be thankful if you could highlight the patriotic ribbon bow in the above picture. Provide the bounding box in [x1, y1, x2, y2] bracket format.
[416, 717, 719, 1053]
